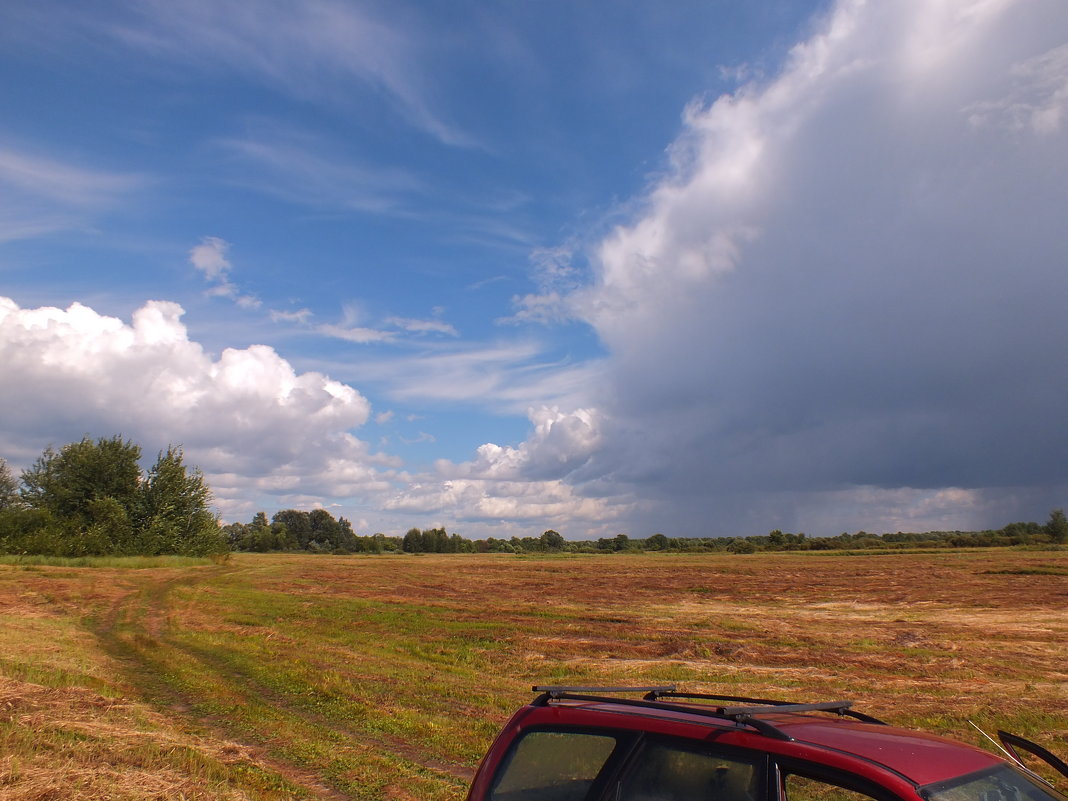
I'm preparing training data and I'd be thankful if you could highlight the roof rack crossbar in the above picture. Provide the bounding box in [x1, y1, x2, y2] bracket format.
[531, 686, 677, 708]
[530, 690, 795, 741]
[647, 691, 887, 726]
[721, 702, 852, 716]
[533, 686, 677, 697]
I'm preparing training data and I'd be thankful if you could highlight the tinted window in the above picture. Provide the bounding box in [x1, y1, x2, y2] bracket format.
[618, 740, 759, 801]
[490, 731, 620, 801]
[784, 774, 884, 801]
[921, 765, 1067, 801]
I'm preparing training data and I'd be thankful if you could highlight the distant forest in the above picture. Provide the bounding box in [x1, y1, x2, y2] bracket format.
[2, 436, 1065, 558]
[224, 508, 1068, 555]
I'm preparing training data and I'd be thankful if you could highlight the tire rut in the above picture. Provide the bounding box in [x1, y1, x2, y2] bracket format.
[92, 565, 473, 800]
[93, 566, 355, 800]
[174, 637, 475, 784]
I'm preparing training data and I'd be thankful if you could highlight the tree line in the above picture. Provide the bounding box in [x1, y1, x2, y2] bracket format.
[224, 522, 569, 555]
[223, 510, 381, 553]
[224, 515, 1067, 555]
[224, 519, 477, 554]
[2, 435, 1065, 558]
[575, 517, 1067, 553]
[0, 436, 226, 557]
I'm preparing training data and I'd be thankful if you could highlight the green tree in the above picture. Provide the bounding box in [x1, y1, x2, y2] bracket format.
[274, 510, 313, 549]
[337, 517, 359, 551]
[1047, 508, 1068, 545]
[0, 507, 61, 555]
[402, 527, 422, 553]
[21, 436, 142, 528]
[1, 437, 225, 557]
[540, 529, 565, 551]
[139, 446, 223, 555]
[228, 511, 296, 552]
[727, 538, 756, 554]
[646, 533, 669, 551]
[308, 508, 342, 550]
[83, 496, 134, 555]
[0, 458, 19, 512]
[427, 527, 449, 552]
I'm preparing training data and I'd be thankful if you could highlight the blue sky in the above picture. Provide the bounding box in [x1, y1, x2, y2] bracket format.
[2, 0, 1067, 539]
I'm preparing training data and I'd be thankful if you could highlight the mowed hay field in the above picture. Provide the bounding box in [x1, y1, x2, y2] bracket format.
[1, 551, 1065, 800]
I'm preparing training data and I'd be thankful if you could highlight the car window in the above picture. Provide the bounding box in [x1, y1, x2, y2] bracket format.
[617, 740, 760, 801]
[490, 731, 622, 801]
[783, 772, 886, 801]
[920, 765, 1067, 801]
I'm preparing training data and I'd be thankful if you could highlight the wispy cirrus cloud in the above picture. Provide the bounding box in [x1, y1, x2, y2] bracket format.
[0, 144, 147, 242]
[315, 303, 462, 345]
[383, 315, 459, 337]
[103, 0, 477, 147]
[498, 245, 585, 325]
[0, 146, 144, 205]
[216, 131, 427, 215]
[318, 323, 397, 345]
[317, 339, 603, 416]
[269, 308, 314, 325]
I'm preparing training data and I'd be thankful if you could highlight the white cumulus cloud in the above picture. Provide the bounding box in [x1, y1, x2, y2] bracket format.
[449, 407, 604, 482]
[0, 296, 391, 519]
[382, 406, 624, 533]
[189, 237, 261, 309]
[189, 236, 232, 281]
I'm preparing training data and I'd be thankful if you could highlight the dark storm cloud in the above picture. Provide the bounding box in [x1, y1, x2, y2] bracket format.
[569, 0, 1068, 534]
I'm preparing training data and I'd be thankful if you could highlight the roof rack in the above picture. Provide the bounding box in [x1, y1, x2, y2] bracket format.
[531, 686, 886, 742]
[534, 685, 678, 698]
[647, 690, 887, 726]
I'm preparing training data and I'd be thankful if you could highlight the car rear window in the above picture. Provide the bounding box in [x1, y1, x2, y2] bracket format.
[618, 739, 759, 801]
[490, 730, 622, 801]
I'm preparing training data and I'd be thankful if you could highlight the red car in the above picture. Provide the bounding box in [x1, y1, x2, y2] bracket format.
[467, 687, 1067, 801]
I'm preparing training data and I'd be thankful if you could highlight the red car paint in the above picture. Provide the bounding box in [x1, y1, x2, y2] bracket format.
[466, 689, 1066, 801]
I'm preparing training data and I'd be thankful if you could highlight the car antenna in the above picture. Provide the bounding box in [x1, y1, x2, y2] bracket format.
[968, 721, 1022, 766]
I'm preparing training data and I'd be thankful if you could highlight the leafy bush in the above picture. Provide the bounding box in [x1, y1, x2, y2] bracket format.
[0, 437, 226, 557]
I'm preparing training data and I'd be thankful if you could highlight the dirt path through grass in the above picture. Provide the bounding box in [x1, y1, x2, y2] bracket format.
[89, 558, 479, 799]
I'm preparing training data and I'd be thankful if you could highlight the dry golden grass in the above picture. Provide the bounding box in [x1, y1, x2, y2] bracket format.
[0, 549, 1065, 800]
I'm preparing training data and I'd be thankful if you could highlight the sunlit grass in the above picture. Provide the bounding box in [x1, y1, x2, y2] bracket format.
[0, 554, 217, 569]
[1, 550, 1064, 800]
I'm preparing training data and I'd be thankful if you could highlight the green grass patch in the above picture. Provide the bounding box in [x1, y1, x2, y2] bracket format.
[0, 554, 216, 569]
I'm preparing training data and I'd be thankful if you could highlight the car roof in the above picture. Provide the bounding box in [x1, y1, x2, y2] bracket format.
[766, 714, 1003, 785]
[521, 691, 1004, 787]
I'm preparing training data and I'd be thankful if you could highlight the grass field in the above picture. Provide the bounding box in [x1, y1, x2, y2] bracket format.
[0, 550, 1065, 800]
